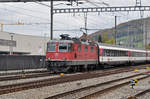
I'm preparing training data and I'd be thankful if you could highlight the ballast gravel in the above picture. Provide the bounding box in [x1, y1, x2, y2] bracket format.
[0, 69, 149, 99]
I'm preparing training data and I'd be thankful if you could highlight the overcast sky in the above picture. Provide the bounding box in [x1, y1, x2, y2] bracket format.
[0, 0, 150, 38]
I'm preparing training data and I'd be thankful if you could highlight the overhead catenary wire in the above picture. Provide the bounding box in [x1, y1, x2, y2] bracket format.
[0, 6, 50, 21]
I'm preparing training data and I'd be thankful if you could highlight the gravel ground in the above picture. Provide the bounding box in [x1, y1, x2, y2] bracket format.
[92, 74, 150, 99]
[0, 69, 149, 99]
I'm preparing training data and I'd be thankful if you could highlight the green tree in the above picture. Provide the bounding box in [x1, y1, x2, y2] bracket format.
[105, 37, 115, 44]
[98, 35, 102, 43]
[102, 32, 109, 43]
[102, 32, 115, 44]
[145, 44, 150, 50]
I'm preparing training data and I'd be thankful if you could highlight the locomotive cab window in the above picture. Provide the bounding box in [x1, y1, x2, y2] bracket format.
[47, 43, 56, 52]
[59, 43, 68, 52]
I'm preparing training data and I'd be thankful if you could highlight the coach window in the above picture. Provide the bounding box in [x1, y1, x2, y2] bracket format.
[125, 51, 128, 56]
[105, 49, 107, 56]
[103, 49, 106, 56]
[84, 45, 88, 52]
[117, 51, 120, 56]
[143, 53, 145, 57]
[131, 52, 133, 57]
[118, 51, 120, 56]
[143, 52, 145, 57]
[104, 49, 107, 56]
[59, 43, 68, 52]
[114, 50, 117, 56]
[109, 50, 112, 56]
[119, 51, 122, 56]
[47, 43, 56, 52]
[115, 51, 117, 56]
[106, 50, 110, 56]
[111, 50, 114, 56]
[126, 51, 128, 56]
[123, 51, 126, 56]
[105, 50, 107, 56]
[132, 52, 135, 57]
[110, 50, 113, 56]
[119, 51, 121, 56]
[78, 45, 81, 52]
[141, 52, 142, 57]
[102, 49, 105, 56]
[111, 50, 115, 56]
[138, 52, 140, 57]
[113, 50, 116, 56]
[120, 51, 122, 56]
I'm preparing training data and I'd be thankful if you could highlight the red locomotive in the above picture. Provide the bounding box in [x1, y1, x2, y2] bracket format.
[46, 34, 150, 73]
[46, 34, 98, 72]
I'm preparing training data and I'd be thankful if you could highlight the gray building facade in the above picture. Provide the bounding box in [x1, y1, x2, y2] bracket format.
[0, 31, 50, 55]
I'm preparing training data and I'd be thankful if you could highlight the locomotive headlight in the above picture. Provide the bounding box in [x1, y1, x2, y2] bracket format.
[48, 58, 51, 61]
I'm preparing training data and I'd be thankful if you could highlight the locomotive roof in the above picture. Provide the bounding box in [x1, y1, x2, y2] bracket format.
[48, 40, 74, 43]
[48, 40, 95, 45]
[48, 40, 148, 52]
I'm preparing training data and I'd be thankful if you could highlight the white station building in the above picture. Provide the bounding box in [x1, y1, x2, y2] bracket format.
[0, 31, 50, 55]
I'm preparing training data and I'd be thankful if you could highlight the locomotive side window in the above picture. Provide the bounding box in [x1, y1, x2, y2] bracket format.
[84, 45, 88, 52]
[47, 43, 56, 52]
[68, 44, 73, 52]
[59, 43, 68, 52]
[91, 46, 94, 52]
[78, 45, 81, 52]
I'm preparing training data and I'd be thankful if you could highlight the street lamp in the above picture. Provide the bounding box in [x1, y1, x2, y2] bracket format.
[9, 33, 14, 55]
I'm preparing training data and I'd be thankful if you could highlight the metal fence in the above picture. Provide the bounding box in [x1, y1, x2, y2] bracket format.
[0, 55, 46, 71]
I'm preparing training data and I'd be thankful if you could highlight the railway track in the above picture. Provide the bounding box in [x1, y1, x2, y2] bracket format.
[126, 88, 150, 99]
[0, 65, 149, 95]
[46, 72, 150, 99]
[0, 64, 149, 96]
[0, 72, 53, 81]
[0, 65, 143, 81]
